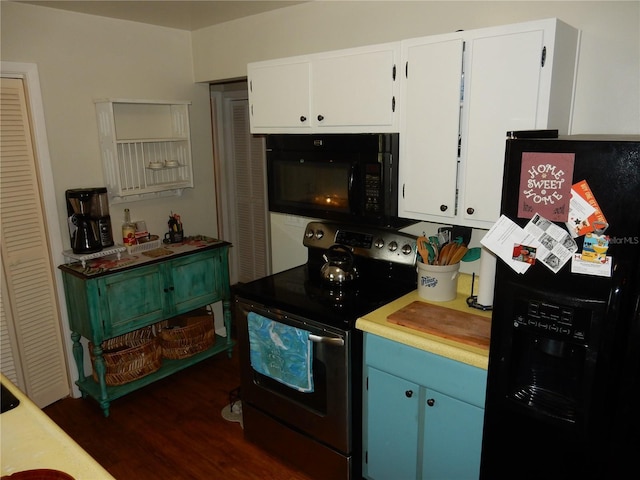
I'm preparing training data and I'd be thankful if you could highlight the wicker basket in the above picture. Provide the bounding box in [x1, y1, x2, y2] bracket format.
[157, 311, 215, 360]
[89, 327, 162, 386]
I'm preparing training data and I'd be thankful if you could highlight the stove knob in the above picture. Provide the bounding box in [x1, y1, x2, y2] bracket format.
[315, 230, 324, 240]
[374, 238, 385, 249]
[388, 241, 398, 252]
[305, 229, 314, 239]
[402, 244, 413, 255]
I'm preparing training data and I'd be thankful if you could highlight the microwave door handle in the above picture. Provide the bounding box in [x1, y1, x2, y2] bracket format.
[348, 163, 356, 207]
[309, 334, 345, 347]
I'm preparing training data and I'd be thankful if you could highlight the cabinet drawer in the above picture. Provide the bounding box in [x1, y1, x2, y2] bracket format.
[364, 333, 486, 408]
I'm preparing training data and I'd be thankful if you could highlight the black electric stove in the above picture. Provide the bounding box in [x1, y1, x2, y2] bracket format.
[234, 221, 418, 330]
[233, 221, 418, 480]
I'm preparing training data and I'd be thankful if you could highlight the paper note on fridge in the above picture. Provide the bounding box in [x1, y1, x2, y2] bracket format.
[565, 180, 608, 238]
[481, 216, 533, 274]
[482, 214, 578, 274]
[524, 213, 578, 273]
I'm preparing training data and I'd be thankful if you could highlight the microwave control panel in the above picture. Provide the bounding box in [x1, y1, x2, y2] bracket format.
[364, 163, 382, 214]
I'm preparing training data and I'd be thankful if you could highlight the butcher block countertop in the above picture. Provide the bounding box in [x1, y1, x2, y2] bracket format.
[356, 274, 492, 369]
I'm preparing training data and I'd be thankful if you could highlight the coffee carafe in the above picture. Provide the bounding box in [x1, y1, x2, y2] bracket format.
[65, 188, 102, 254]
[89, 187, 114, 248]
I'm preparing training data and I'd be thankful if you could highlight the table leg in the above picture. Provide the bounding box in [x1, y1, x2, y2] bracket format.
[91, 342, 111, 417]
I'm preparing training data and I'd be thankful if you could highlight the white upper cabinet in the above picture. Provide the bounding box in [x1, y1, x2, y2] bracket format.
[312, 47, 398, 130]
[399, 34, 465, 220]
[248, 43, 400, 133]
[248, 59, 311, 131]
[398, 18, 579, 229]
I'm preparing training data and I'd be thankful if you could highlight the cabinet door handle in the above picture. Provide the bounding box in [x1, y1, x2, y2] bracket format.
[427, 398, 435, 407]
[163, 286, 175, 293]
[440, 204, 448, 212]
[300, 115, 307, 123]
[466, 207, 475, 215]
[405, 390, 413, 398]
[317, 114, 324, 122]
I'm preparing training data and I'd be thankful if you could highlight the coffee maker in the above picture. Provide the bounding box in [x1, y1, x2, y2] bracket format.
[65, 188, 113, 253]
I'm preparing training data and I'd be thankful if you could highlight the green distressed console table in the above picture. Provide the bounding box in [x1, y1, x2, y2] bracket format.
[59, 238, 233, 416]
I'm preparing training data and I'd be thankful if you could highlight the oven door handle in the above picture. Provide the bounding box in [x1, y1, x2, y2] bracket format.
[308, 334, 345, 347]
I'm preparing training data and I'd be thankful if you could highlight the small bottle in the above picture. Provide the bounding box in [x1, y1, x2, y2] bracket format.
[122, 208, 136, 246]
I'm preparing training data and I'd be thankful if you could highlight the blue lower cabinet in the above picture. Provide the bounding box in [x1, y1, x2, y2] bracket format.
[421, 388, 484, 479]
[366, 367, 420, 479]
[363, 333, 486, 480]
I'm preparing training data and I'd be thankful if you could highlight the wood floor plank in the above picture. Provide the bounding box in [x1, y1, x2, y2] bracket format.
[43, 345, 315, 480]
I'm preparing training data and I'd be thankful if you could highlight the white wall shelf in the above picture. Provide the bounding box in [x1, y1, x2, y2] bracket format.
[95, 99, 194, 203]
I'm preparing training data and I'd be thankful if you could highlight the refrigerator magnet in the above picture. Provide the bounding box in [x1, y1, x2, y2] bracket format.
[571, 253, 613, 277]
[518, 152, 575, 222]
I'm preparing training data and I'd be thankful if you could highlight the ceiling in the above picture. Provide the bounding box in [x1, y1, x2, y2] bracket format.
[16, 1, 307, 31]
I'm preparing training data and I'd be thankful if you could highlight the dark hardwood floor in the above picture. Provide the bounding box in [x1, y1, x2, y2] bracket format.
[43, 343, 314, 480]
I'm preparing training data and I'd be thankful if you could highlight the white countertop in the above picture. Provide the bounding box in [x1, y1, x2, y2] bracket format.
[1, 374, 115, 479]
[356, 274, 492, 369]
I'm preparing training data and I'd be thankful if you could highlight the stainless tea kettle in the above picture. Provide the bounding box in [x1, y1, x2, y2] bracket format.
[320, 245, 358, 284]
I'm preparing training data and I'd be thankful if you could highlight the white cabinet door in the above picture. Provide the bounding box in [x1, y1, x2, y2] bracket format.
[248, 59, 311, 131]
[399, 19, 578, 229]
[460, 28, 547, 227]
[398, 35, 464, 221]
[312, 46, 398, 130]
[248, 43, 399, 133]
[460, 20, 578, 228]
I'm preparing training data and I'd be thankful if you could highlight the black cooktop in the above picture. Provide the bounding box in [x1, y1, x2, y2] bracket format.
[234, 263, 415, 330]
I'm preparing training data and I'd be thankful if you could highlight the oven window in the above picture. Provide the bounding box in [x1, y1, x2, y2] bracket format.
[270, 159, 351, 213]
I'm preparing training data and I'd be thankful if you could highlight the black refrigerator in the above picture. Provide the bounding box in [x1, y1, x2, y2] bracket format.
[480, 134, 640, 479]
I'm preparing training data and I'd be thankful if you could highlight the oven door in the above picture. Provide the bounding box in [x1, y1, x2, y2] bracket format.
[235, 297, 352, 454]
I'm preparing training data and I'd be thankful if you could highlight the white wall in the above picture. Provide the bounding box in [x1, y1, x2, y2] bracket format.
[3, 0, 636, 272]
[1, 2, 221, 396]
[2, 1, 637, 276]
[1, 2, 219, 248]
[193, 1, 639, 136]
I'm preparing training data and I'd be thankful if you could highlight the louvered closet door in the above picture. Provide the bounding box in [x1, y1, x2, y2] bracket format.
[229, 98, 269, 284]
[0, 77, 69, 407]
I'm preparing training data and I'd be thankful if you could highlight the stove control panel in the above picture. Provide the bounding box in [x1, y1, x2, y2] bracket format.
[303, 221, 417, 266]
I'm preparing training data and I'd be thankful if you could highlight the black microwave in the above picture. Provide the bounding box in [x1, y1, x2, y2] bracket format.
[266, 133, 409, 227]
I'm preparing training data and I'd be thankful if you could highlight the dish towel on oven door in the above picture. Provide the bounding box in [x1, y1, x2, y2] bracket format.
[247, 312, 314, 393]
